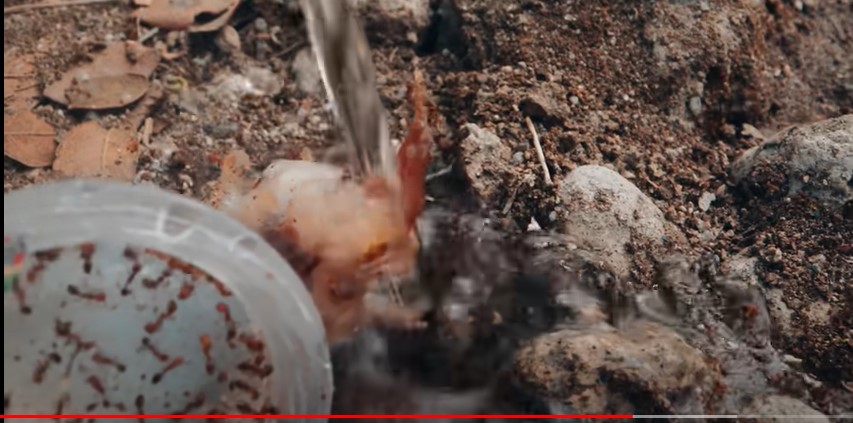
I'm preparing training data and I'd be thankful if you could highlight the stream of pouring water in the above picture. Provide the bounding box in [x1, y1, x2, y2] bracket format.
[298, 0, 397, 180]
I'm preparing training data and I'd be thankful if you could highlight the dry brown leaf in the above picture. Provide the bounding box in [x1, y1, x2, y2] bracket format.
[5, 54, 39, 108]
[53, 121, 140, 181]
[4, 110, 57, 168]
[65, 74, 150, 110]
[133, 0, 239, 32]
[44, 42, 160, 110]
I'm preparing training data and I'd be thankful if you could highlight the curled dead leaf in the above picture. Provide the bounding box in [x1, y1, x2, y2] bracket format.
[44, 42, 160, 110]
[133, 0, 240, 32]
[4, 53, 39, 109]
[53, 121, 140, 181]
[65, 74, 150, 110]
[4, 110, 57, 168]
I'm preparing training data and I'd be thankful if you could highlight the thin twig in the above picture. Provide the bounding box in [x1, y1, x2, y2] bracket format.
[139, 27, 160, 44]
[502, 184, 519, 215]
[4, 0, 120, 14]
[140, 117, 153, 147]
[278, 41, 308, 58]
[425, 162, 454, 182]
[4, 75, 30, 79]
[525, 116, 553, 186]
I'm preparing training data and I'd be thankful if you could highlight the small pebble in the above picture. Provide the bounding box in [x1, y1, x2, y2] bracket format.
[783, 354, 803, 366]
[254, 18, 269, 32]
[688, 96, 703, 116]
[698, 192, 716, 212]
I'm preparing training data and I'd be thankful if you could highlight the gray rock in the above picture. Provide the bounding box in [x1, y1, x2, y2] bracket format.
[731, 114, 853, 208]
[698, 191, 716, 212]
[688, 96, 703, 116]
[723, 255, 760, 286]
[511, 151, 525, 165]
[739, 395, 828, 423]
[764, 288, 794, 336]
[514, 321, 717, 415]
[519, 84, 570, 124]
[352, 0, 429, 28]
[292, 47, 322, 95]
[459, 124, 512, 205]
[558, 165, 685, 278]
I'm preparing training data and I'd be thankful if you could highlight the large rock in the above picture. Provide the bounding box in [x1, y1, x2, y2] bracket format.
[731, 114, 852, 209]
[739, 395, 829, 423]
[514, 321, 718, 415]
[558, 165, 685, 279]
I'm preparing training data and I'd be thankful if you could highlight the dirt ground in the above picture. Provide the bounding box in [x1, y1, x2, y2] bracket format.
[4, 0, 852, 417]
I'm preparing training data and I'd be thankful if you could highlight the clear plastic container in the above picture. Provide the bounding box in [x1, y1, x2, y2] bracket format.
[3, 179, 332, 422]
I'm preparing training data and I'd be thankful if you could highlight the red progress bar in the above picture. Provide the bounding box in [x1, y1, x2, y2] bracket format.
[1, 415, 634, 419]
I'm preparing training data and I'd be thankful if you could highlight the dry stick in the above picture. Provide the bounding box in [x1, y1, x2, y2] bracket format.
[525, 116, 553, 186]
[502, 184, 519, 215]
[424, 162, 454, 182]
[278, 41, 308, 58]
[4, 0, 120, 14]
[139, 28, 160, 44]
[140, 117, 154, 147]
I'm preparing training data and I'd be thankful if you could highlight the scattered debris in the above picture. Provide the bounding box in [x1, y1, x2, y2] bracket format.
[3, 0, 852, 417]
[53, 121, 140, 181]
[133, 0, 241, 33]
[44, 41, 160, 110]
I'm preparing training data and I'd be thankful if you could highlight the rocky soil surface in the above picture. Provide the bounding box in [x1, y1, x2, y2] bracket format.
[4, 0, 851, 420]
